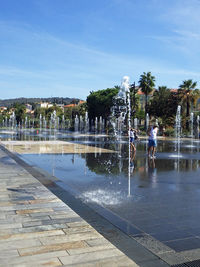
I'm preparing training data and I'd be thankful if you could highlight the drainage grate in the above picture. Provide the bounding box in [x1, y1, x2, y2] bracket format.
[172, 259, 200, 267]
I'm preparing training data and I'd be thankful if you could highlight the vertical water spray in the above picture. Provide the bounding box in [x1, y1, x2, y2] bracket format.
[190, 112, 194, 153]
[146, 113, 149, 131]
[190, 112, 194, 138]
[5, 116, 8, 128]
[62, 115, 65, 130]
[39, 114, 42, 132]
[134, 118, 138, 130]
[57, 117, 60, 130]
[124, 77, 132, 197]
[111, 76, 128, 137]
[43, 116, 46, 130]
[25, 116, 28, 129]
[85, 112, 89, 133]
[110, 76, 132, 196]
[99, 116, 103, 134]
[175, 105, 181, 171]
[74, 115, 79, 133]
[175, 105, 181, 140]
[95, 117, 98, 134]
[10, 112, 16, 130]
[155, 118, 158, 126]
[79, 116, 83, 132]
[197, 115, 200, 139]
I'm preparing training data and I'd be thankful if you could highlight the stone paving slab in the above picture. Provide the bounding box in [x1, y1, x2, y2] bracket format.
[0, 147, 138, 267]
[2, 140, 115, 154]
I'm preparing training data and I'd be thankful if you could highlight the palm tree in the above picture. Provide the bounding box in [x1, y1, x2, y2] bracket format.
[179, 79, 199, 130]
[129, 82, 139, 119]
[138, 72, 155, 126]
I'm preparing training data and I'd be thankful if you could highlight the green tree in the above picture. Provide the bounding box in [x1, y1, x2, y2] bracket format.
[178, 79, 199, 130]
[46, 105, 63, 121]
[86, 88, 119, 123]
[148, 86, 180, 127]
[34, 107, 47, 119]
[13, 103, 26, 124]
[138, 72, 155, 125]
[129, 83, 139, 120]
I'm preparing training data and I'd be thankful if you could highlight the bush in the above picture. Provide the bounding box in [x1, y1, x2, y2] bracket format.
[164, 127, 175, 136]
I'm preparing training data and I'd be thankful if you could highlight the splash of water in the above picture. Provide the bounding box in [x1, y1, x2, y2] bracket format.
[81, 189, 123, 205]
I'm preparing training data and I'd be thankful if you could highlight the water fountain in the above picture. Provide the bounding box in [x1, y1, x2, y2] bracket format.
[62, 115, 65, 130]
[39, 114, 42, 132]
[175, 105, 181, 141]
[85, 112, 89, 133]
[146, 113, 149, 131]
[74, 115, 79, 133]
[95, 117, 98, 134]
[99, 116, 103, 134]
[190, 112, 194, 138]
[155, 118, 158, 126]
[10, 112, 16, 130]
[5, 116, 8, 128]
[32, 120, 34, 131]
[173, 105, 182, 170]
[111, 77, 128, 138]
[43, 116, 46, 130]
[134, 118, 138, 130]
[110, 76, 131, 196]
[49, 110, 57, 137]
[197, 115, 200, 139]
[25, 116, 28, 129]
[57, 117, 60, 130]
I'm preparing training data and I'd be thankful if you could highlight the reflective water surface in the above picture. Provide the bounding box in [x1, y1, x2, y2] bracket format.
[1, 129, 200, 252]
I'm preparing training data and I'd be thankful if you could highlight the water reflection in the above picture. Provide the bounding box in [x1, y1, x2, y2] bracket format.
[5, 130, 200, 255]
[84, 151, 200, 176]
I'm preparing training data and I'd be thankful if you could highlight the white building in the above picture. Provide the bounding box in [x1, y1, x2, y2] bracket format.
[36, 102, 53, 109]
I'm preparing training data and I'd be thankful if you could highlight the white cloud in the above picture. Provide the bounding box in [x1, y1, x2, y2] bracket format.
[156, 0, 200, 54]
[0, 15, 199, 99]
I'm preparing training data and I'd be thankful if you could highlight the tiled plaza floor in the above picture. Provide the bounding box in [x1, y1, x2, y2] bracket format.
[3, 139, 200, 266]
[0, 146, 138, 267]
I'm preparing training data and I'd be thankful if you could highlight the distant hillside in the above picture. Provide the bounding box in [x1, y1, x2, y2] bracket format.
[0, 97, 82, 107]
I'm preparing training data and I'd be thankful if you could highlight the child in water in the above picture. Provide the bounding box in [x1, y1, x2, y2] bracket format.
[147, 125, 158, 158]
[129, 128, 138, 158]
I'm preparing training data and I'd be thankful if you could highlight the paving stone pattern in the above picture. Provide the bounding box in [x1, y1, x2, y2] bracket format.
[0, 148, 137, 266]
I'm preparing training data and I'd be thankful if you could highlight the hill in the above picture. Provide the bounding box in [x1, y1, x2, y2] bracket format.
[0, 97, 82, 107]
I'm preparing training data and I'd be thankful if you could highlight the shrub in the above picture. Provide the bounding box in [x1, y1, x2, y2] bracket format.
[164, 127, 175, 136]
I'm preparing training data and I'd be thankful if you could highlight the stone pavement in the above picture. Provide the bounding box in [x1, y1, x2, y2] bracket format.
[0, 147, 138, 267]
[2, 140, 115, 154]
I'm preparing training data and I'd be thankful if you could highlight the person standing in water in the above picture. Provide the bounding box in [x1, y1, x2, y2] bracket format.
[129, 128, 138, 158]
[147, 125, 158, 158]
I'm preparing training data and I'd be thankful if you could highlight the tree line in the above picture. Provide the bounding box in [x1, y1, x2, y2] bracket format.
[1, 72, 199, 132]
[0, 97, 80, 107]
[86, 72, 200, 132]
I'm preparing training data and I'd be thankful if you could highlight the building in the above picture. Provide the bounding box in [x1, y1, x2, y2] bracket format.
[36, 102, 53, 109]
[136, 88, 154, 110]
[25, 104, 33, 114]
[0, 107, 7, 113]
[56, 104, 64, 112]
[64, 100, 85, 111]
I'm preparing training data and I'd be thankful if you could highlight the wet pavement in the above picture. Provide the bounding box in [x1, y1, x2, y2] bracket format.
[1, 130, 200, 266]
[0, 145, 139, 266]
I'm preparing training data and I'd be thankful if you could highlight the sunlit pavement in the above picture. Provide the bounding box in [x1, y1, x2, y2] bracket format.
[0, 145, 139, 267]
[1, 134, 200, 266]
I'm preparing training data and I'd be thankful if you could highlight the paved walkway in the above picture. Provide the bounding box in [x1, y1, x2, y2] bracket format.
[0, 147, 138, 267]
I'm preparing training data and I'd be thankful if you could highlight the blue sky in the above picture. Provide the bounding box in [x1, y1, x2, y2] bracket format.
[0, 0, 200, 100]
